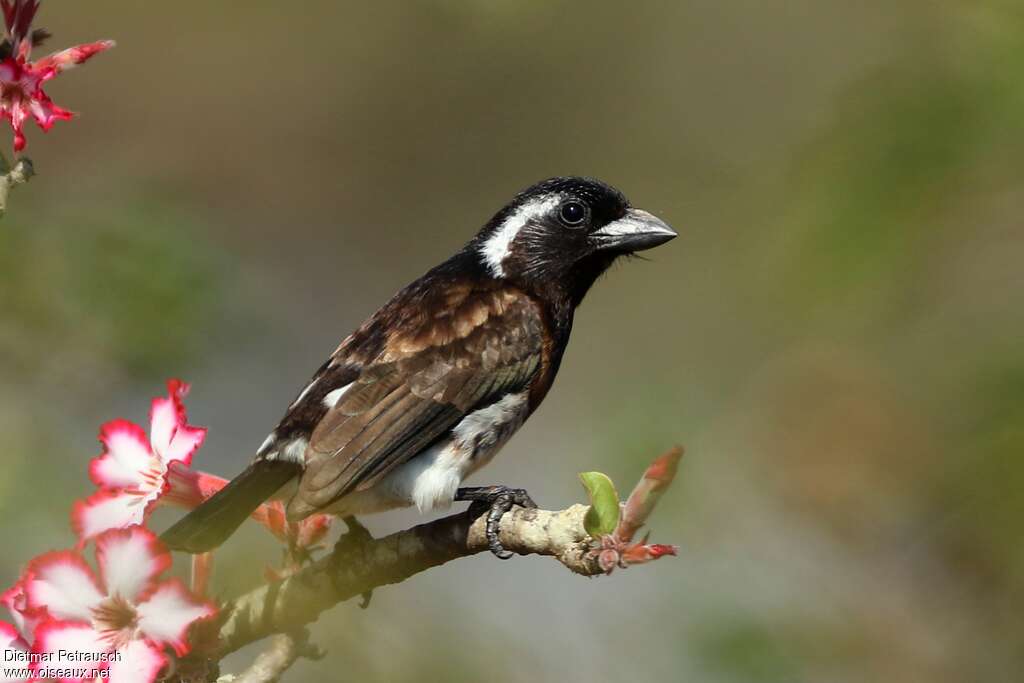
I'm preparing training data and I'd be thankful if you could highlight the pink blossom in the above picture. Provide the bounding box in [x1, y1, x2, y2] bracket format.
[72, 380, 207, 544]
[161, 462, 234, 510]
[1, 578, 43, 642]
[0, 0, 113, 152]
[23, 526, 215, 683]
[0, 621, 27, 683]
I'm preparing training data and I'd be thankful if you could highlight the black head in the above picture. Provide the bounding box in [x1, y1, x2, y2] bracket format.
[471, 177, 676, 306]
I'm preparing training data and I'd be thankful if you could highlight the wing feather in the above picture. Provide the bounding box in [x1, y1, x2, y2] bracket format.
[290, 284, 543, 518]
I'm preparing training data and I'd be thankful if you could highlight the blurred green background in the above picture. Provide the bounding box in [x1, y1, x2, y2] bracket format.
[2, 1, 1023, 681]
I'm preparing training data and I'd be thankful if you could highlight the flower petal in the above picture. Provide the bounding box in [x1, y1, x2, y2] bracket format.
[164, 423, 206, 465]
[72, 489, 155, 544]
[26, 90, 72, 129]
[107, 638, 166, 683]
[136, 579, 215, 656]
[251, 501, 288, 542]
[33, 40, 116, 76]
[0, 620, 20, 646]
[0, 621, 27, 681]
[91, 419, 153, 489]
[1, 579, 44, 641]
[95, 527, 170, 604]
[296, 514, 333, 549]
[163, 463, 228, 509]
[30, 620, 111, 682]
[1, 1, 39, 48]
[4, 93, 27, 153]
[24, 552, 103, 622]
[150, 380, 205, 465]
[88, 453, 147, 490]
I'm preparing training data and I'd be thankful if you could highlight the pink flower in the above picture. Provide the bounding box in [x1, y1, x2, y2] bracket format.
[0, 621, 27, 683]
[72, 380, 207, 545]
[161, 463, 234, 510]
[0, 0, 113, 151]
[1, 578, 43, 643]
[23, 526, 215, 683]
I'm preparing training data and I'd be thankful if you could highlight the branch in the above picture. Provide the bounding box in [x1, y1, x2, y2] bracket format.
[227, 630, 322, 683]
[212, 504, 598, 658]
[173, 447, 683, 681]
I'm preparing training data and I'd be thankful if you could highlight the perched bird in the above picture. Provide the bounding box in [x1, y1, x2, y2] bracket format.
[162, 176, 676, 558]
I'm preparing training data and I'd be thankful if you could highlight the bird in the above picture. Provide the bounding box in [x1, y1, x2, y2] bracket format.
[161, 176, 676, 559]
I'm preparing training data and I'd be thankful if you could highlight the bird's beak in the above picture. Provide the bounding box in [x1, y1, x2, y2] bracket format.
[589, 208, 678, 253]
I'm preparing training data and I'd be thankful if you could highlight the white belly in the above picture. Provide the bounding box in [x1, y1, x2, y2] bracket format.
[323, 391, 529, 517]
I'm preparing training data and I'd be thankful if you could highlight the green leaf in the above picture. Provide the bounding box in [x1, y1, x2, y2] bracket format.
[579, 471, 621, 538]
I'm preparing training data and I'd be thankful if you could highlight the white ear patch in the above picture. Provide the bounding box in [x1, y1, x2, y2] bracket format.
[480, 195, 561, 277]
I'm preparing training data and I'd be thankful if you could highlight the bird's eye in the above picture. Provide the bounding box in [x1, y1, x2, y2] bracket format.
[559, 201, 587, 226]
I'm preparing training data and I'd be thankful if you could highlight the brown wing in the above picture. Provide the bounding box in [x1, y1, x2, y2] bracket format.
[291, 284, 543, 517]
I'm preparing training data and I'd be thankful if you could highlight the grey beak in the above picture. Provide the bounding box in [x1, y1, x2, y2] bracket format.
[589, 208, 677, 252]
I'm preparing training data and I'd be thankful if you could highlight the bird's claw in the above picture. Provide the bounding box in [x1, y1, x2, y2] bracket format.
[455, 485, 537, 559]
[329, 516, 374, 609]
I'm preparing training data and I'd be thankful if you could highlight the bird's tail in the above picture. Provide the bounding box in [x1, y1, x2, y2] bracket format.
[160, 460, 298, 554]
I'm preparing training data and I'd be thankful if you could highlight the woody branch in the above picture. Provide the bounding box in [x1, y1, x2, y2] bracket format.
[177, 447, 682, 682]
[211, 503, 599, 660]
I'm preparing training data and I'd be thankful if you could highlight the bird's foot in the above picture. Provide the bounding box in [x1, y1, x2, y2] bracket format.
[329, 515, 374, 609]
[455, 485, 538, 560]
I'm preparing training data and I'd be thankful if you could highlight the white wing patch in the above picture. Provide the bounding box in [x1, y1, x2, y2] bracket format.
[261, 381, 353, 464]
[290, 378, 319, 409]
[480, 195, 561, 277]
[257, 431, 277, 456]
[262, 436, 308, 464]
[281, 436, 308, 464]
[323, 382, 354, 408]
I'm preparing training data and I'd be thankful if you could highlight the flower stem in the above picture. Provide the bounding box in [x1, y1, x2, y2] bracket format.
[0, 154, 34, 218]
[191, 552, 215, 598]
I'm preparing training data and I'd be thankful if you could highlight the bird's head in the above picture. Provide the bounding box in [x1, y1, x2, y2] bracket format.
[472, 177, 676, 306]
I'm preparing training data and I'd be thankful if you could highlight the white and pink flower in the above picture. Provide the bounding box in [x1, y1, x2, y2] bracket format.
[0, 621, 27, 683]
[72, 380, 207, 544]
[22, 526, 215, 683]
[0, 0, 114, 151]
[1, 577, 43, 642]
